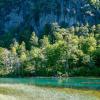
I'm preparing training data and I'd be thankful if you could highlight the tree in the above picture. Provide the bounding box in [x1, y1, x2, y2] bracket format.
[0, 47, 5, 68]
[93, 47, 100, 67]
[10, 39, 19, 55]
[29, 47, 47, 76]
[88, 0, 100, 9]
[49, 23, 60, 43]
[78, 25, 89, 36]
[45, 41, 64, 75]
[0, 48, 20, 75]
[40, 36, 50, 48]
[30, 32, 38, 48]
[79, 35, 96, 54]
[82, 54, 91, 66]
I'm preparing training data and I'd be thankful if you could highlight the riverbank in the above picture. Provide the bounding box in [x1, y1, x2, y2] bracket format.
[0, 84, 100, 100]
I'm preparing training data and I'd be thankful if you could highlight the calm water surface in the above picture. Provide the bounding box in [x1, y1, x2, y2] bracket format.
[0, 77, 100, 89]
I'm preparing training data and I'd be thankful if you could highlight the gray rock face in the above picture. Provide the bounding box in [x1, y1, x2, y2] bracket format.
[0, 0, 100, 34]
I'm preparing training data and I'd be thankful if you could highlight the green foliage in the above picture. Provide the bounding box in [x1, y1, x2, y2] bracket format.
[79, 35, 96, 54]
[88, 0, 100, 9]
[30, 32, 38, 47]
[0, 23, 100, 77]
[93, 47, 100, 66]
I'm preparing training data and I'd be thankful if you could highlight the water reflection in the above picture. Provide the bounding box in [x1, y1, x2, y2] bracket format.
[0, 77, 100, 89]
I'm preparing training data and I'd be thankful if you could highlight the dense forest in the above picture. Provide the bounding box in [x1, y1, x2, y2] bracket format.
[0, 23, 100, 77]
[0, 0, 100, 77]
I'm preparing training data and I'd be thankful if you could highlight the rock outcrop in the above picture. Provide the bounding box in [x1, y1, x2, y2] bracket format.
[0, 0, 100, 34]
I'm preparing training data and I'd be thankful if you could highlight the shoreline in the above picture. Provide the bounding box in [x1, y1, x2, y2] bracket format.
[0, 84, 100, 100]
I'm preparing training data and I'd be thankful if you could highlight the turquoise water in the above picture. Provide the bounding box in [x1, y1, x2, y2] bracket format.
[0, 77, 100, 89]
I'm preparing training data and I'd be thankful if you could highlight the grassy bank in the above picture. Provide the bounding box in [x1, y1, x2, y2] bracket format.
[0, 84, 100, 100]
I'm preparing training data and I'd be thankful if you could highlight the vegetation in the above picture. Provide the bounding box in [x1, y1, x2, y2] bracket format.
[0, 23, 99, 77]
[0, 84, 100, 100]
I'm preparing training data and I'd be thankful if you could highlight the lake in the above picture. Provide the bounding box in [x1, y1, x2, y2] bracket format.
[0, 77, 100, 100]
[0, 77, 100, 89]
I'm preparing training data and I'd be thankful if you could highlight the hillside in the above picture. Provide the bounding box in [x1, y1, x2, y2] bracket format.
[0, 0, 99, 34]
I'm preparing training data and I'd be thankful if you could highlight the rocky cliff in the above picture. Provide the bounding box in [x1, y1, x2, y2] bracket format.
[0, 0, 100, 35]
